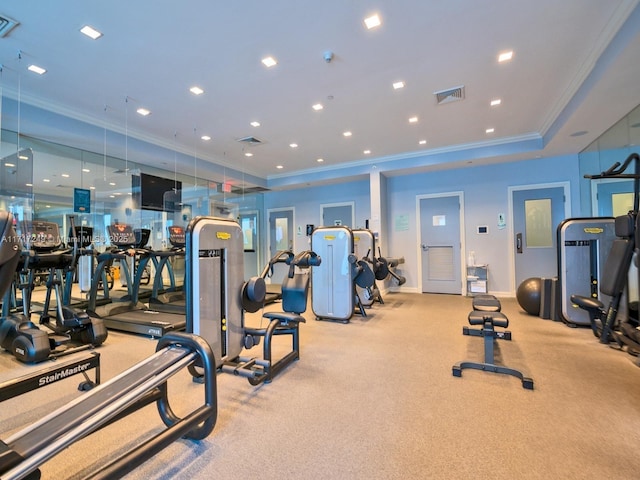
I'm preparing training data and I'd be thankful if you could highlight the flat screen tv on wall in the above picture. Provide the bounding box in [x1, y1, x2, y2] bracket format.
[132, 173, 182, 212]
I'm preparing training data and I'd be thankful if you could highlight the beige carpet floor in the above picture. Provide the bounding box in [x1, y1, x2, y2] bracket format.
[1, 292, 640, 479]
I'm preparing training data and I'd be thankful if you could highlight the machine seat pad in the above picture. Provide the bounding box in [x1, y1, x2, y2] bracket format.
[468, 311, 509, 328]
[471, 295, 501, 312]
[570, 294, 604, 312]
[262, 311, 306, 325]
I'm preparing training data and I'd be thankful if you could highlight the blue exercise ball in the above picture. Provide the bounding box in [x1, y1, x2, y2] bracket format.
[516, 277, 541, 316]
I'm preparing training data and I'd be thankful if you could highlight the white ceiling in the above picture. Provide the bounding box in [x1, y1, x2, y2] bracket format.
[0, 0, 639, 192]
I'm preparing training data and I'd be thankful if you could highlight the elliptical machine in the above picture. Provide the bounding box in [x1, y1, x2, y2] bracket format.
[31, 221, 106, 341]
[0, 216, 107, 363]
[0, 213, 51, 362]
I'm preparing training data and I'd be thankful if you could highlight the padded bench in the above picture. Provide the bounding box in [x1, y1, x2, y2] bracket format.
[468, 310, 508, 328]
[452, 307, 534, 390]
[471, 294, 501, 312]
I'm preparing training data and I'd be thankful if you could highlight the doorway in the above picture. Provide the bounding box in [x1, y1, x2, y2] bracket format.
[240, 210, 259, 279]
[266, 207, 295, 287]
[509, 182, 570, 292]
[591, 179, 635, 216]
[267, 207, 294, 255]
[417, 193, 464, 294]
[321, 202, 354, 228]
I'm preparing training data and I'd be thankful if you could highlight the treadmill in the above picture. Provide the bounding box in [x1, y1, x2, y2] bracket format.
[147, 225, 186, 314]
[86, 223, 185, 337]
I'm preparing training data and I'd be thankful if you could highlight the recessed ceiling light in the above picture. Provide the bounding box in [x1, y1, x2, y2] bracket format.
[317, 158, 324, 163]
[201, 135, 211, 141]
[43, 178, 50, 182]
[343, 131, 352, 137]
[245, 152, 253, 157]
[190, 86, 204, 95]
[250, 121, 261, 127]
[364, 14, 381, 29]
[82, 168, 91, 173]
[498, 50, 513, 62]
[486, 128, 495, 134]
[18, 155, 29, 160]
[289, 143, 298, 148]
[27, 64, 46, 75]
[25, 183, 33, 187]
[62, 173, 70, 178]
[262, 56, 277, 67]
[89, 186, 96, 190]
[136, 108, 151, 116]
[393, 81, 405, 90]
[409, 116, 418, 123]
[419, 140, 427, 145]
[490, 99, 502, 106]
[276, 165, 284, 169]
[109, 195, 115, 198]
[363, 150, 371, 154]
[4, 163, 15, 167]
[109, 182, 116, 186]
[312, 103, 324, 111]
[80, 25, 103, 40]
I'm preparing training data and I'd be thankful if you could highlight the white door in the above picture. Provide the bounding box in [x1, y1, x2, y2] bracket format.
[592, 179, 635, 216]
[268, 208, 294, 255]
[511, 184, 569, 289]
[267, 208, 295, 286]
[321, 202, 354, 228]
[419, 194, 463, 294]
[240, 210, 259, 279]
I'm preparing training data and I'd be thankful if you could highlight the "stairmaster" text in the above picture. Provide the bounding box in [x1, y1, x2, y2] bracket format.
[38, 362, 92, 386]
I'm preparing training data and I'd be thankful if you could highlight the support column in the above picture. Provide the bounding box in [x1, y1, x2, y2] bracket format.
[369, 168, 387, 253]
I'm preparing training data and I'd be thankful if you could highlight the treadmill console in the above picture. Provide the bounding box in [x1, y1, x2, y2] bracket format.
[168, 226, 185, 247]
[108, 223, 137, 248]
[25, 221, 62, 251]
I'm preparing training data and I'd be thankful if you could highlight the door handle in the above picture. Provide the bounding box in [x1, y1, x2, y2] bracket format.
[516, 233, 523, 254]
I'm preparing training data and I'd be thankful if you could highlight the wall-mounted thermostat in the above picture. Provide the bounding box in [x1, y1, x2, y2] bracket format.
[477, 225, 488, 234]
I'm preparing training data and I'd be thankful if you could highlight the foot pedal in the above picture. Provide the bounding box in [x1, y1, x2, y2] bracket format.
[48, 334, 70, 348]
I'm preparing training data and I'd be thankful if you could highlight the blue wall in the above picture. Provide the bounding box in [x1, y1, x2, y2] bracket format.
[264, 154, 581, 295]
[264, 180, 371, 254]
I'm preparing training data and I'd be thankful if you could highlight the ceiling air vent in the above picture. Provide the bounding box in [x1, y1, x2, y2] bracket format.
[0, 14, 19, 38]
[434, 85, 465, 105]
[236, 136, 264, 146]
[231, 186, 270, 194]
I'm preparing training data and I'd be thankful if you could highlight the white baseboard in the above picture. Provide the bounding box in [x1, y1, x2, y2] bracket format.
[388, 286, 419, 294]
[385, 287, 514, 297]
